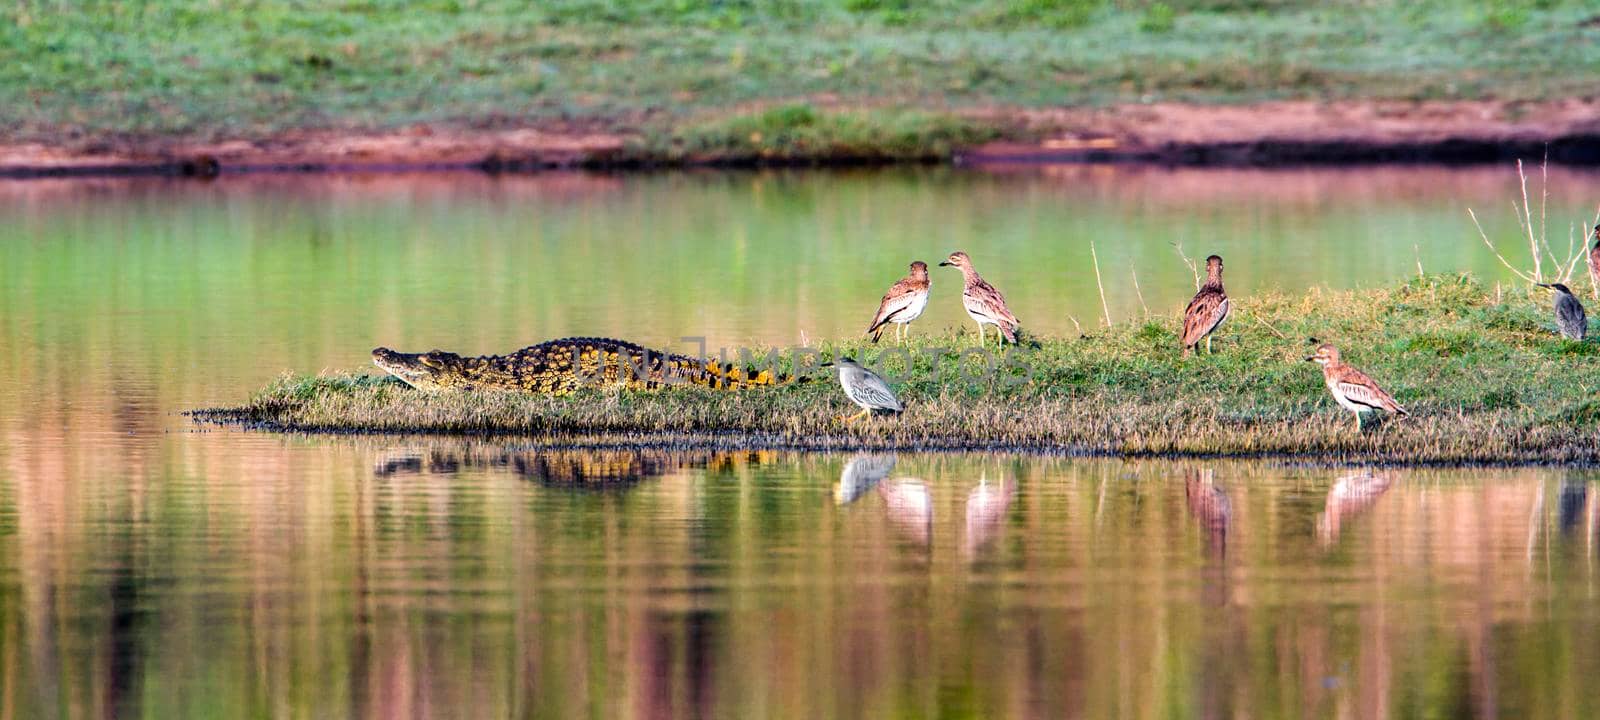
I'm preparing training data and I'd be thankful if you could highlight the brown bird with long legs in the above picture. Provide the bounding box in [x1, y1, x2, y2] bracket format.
[1181, 254, 1230, 356]
[865, 261, 931, 343]
[939, 251, 1020, 345]
[1305, 343, 1408, 432]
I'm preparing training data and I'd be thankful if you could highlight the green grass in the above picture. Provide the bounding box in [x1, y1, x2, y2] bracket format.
[651, 104, 1000, 162]
[2, 1, 1597, 152]
[196, 273, 1600, 465]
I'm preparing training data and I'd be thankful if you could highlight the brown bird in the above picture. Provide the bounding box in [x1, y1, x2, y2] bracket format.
[865, 261, 931, 343]
[1587, 224, 1600, 302]
[939, 251, 1021, 345]
[1181, 254, 1230, 356]
[1305, 343, 1408, 431]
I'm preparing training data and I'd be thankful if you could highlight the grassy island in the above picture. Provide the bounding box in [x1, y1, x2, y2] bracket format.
[194, 274, 1600, 465]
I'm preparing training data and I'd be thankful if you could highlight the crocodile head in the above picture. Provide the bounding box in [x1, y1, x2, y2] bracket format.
[372, 347, 473, 391]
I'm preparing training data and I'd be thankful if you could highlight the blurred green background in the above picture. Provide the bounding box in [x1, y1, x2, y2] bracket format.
[2, 0, 1596, 140]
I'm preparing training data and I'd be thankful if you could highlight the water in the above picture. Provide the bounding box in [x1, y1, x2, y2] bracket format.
[3, 167, 1600, 718]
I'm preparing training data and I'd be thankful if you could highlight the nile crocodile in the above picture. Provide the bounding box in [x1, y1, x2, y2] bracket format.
[371, 337, 785, 395]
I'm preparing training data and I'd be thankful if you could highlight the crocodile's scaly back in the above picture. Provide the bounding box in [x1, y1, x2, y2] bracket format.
[372, 337, 786, 395]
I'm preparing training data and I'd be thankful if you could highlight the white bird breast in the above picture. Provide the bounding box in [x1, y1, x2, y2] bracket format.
[897, 290, 929, 323]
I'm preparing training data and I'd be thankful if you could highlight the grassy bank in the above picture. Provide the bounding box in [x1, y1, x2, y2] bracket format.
[4, 1, 1598, 159]
[196, 274, 1600, 465]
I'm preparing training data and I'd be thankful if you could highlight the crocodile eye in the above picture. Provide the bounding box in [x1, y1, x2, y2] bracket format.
[421, 354, 446, 369]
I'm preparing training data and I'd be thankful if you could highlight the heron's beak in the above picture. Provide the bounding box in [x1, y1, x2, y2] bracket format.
[819, 362, 834, 368]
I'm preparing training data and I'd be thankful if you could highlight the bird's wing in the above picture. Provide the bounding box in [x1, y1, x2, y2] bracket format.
[1334, 368, 1403, 413]
[1558, 295, 1588, 331]
[967, 279, 1019, 327]
[849, 371, 903, 411]
[1181, 289, 1226, 346]
[866, 279, 921, 333]
[1212, 297, 1231, 332]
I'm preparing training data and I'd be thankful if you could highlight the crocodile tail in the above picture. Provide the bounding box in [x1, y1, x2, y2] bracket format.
[702, 359, 790, 390]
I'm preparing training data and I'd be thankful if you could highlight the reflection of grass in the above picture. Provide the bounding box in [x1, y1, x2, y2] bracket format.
[1, 1, 1595, 145]
[199, 274, 1600, 465]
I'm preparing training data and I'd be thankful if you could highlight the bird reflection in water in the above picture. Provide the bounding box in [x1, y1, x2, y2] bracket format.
[834, 453, 931, 548]
[833, 454, 1018, 559]
[1315, 471, 1393, 547]
[1184, 468, 1239, 720]
[835, 454, 897, 505]
[1558, 477, 1589, 536]
[963, 473, 1016, 559]
[1185, 468, 1232, 564]
[879, 477, 933, 549]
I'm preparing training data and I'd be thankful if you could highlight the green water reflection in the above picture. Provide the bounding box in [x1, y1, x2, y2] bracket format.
[5, 167, 1600, 718]
[2, 440, 1598, 718]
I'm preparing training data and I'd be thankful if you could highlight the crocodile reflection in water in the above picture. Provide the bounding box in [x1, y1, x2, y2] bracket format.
[373, 443, 778, 489]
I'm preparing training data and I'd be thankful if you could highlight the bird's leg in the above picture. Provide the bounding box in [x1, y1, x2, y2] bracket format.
[1354, 411, 1364, 433]
[1206, 336, 1213, 354]
[975, 322, 985, 346]
[841, 408, 871, 424]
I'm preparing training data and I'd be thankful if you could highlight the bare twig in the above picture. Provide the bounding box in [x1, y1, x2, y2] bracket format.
[1065, 314, 1083, 335]
[1517, 159, 1543, 281]
[1129, 262, 1149, 317]
[1414, 243, 1424, 280]
[1249, 311, 1287, 339]
[1467, 207, 1536, 284]
[1171, 241, 1200, 290]
[1090, 241, 1112, 327]
[1479, 159, 1588, 285]
[1541, 154, 1558, 273]
[1567, 221, 1579, 279]
[1563, 222, 1586, 284]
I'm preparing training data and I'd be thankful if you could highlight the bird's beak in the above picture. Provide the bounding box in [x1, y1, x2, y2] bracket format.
[819, 362, 834, 368]
[938, 261, 952, 266]
[1303, 355, 1318, 362]
[1537, 283, 1553, 289]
